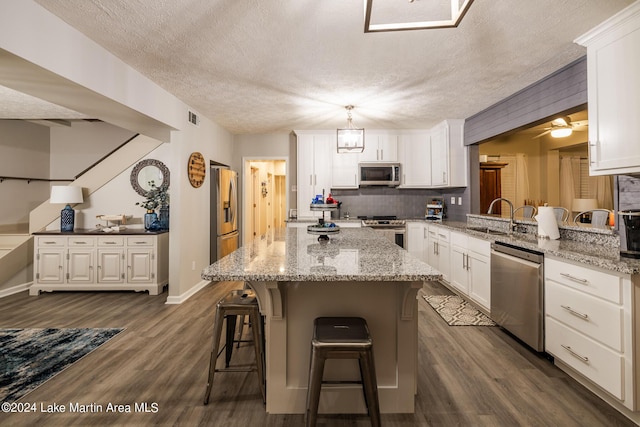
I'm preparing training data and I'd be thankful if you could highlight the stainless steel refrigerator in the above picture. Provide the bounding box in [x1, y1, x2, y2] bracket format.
[210, 167, 239, 263]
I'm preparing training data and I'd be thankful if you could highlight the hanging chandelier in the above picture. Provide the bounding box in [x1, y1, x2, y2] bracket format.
[337, 105, 365, 153]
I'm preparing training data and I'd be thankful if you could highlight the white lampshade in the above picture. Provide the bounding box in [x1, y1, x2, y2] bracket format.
[50, 186, 84, 204]
[572, 198, 598, 213]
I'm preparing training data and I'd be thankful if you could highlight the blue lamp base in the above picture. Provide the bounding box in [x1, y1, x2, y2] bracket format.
[60, 204, 75, 232]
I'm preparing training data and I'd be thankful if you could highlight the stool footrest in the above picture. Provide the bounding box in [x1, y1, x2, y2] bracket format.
[215, 367, 257, 373]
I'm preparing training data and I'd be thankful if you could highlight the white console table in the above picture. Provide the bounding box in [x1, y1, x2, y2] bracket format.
[31, 230, 169, 296]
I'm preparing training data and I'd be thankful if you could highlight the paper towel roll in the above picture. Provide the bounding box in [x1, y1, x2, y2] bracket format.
[535, 206, 560, 240]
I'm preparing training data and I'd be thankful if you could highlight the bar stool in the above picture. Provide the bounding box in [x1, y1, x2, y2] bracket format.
[305, 317, 381, 427]
[203, 289, 265, 405]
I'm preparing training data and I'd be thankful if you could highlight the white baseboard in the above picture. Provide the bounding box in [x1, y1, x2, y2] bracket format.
[164, 279, 212, 304]
[0, 282, 32, 298]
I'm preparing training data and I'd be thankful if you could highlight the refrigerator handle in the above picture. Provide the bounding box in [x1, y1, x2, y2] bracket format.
[229, 174, 237, 226]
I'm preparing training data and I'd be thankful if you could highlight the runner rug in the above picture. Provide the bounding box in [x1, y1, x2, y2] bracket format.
[423, 295, 496, 326]
[0, 328, 124, 402]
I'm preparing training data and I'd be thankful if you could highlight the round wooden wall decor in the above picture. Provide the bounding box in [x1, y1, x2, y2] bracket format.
[188, 152, 206, 188]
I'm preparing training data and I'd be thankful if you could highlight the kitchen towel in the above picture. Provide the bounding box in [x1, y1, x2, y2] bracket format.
[535, 206, 560, 240]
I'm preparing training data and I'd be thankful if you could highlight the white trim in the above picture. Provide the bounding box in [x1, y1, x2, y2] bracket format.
[0, 281, 32, 299]
[165, 279, 211, 304]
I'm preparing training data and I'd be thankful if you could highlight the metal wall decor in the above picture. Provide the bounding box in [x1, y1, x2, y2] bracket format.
[188, 152, 206, 188]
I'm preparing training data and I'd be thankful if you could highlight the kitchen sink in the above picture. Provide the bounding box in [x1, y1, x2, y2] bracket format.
[466, 226, 508, 236]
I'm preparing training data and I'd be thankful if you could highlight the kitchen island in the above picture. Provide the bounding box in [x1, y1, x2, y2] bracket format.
[201, 227, 441, 414]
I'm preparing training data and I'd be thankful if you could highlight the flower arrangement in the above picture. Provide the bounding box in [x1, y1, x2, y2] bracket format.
[136, 181, 169, 211]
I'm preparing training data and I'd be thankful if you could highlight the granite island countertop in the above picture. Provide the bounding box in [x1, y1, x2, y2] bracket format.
[201, 227, 441, 282]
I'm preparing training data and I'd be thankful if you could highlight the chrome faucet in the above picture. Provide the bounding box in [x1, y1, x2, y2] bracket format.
[488, 197, 515, 234]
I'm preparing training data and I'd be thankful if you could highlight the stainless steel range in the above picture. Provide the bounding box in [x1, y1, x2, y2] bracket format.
[360, 216, 406, 248]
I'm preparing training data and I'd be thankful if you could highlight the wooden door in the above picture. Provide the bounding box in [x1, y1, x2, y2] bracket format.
[480, 162, 508, 214]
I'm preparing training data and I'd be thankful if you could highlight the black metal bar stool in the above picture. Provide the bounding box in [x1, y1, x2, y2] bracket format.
[305, 317, 381, 427]
[203, 288, 265, 404]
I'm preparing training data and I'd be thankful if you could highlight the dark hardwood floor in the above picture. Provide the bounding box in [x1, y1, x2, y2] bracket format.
[0, 280, 636, 426]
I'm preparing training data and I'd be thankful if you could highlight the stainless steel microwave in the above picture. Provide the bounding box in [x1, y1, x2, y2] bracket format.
[359, 162, 401, 186]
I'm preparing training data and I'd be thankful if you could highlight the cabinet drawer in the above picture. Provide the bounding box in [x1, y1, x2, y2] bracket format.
[545, 258, 623, 304]
[468, 236, 490, 256]
[68, 237, 95, 247]
[545, 280, 623, 351]
[36, 237, 65, 247]
[436, 228, 450, 243]
[97, 236, 124, 246]
[546, 317, 624, 400]
[127, 236, 154, 246]
[450, 231, 467, 247]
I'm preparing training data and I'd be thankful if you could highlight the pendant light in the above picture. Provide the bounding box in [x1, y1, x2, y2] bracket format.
[337, 105, 365, 153]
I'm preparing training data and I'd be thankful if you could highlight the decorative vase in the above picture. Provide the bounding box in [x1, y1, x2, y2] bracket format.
[159, 206, 169, 230]
[144, 210, 158, 230]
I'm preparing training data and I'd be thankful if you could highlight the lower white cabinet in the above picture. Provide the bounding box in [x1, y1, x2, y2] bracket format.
[544, 256, 636, 410]
[406, 222, 426, 260]
[425, 225, 450, 283]
[449, 232, 491, 310]
[32, 232, 169, 295]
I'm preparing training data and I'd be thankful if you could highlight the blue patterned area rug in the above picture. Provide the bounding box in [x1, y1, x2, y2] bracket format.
[424, 295, 496, 326]
[0, 328, 124, 402]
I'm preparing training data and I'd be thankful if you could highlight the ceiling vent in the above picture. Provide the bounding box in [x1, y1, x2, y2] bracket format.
[188, 111, 200, 126]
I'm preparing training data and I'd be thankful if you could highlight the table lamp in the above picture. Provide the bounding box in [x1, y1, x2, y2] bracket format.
[572, 198, 598, 222]
[50, 186, 84, 232]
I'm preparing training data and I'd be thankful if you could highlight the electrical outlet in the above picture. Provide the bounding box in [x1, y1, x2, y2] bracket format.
[458, 197, 463, 205]
[292, 185, 297, 192]
[450, 196, 456, 205]
[192, 261, 196, 271]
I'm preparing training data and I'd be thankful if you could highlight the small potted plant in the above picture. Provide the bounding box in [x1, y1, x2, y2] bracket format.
[136, 181, 169, 230]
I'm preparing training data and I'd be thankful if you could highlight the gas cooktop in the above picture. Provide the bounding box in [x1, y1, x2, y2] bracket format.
[358, 216, 406, 228]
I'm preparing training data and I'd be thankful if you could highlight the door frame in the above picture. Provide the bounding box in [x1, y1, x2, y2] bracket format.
[242, 157, 289, 246]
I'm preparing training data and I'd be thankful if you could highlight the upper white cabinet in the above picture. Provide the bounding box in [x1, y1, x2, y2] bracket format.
[575, 2, 640, 175]
[360, 132, 398, 162]
[332, 149, 359, 189]
[398, 120, 467, 188]
[398, 132, 431, 187]
[296, 131, 333, 218]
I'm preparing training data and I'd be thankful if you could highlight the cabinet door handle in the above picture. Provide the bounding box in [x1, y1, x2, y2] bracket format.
[560, 305, 589, 320]
[310, 174, 313, 186]
[380, 149, 383, 159]
[561, 345, 589, 364]
[560, 272, 588, 284]
[462, 253, 466, 269]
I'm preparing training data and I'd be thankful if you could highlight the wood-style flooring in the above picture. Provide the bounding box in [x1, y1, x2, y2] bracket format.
[0, 280, 636, 426]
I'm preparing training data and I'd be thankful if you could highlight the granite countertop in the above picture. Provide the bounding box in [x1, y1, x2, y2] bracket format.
[33, 228, 168, 235]
[201, 227, 441, 283]
[427, 220, 640, 275]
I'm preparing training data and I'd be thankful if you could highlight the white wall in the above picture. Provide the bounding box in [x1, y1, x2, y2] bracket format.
[0, 1, 235, 302]
[50, 121, 135, 178]
[0, 120, 51, 227]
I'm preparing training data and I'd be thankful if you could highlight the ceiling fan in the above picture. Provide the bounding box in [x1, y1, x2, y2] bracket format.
[533, 116, 588, 138]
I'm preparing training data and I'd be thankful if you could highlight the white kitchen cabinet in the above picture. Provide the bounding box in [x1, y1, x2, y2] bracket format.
[425, 224, 450, 283]
[359, 132, 398, 162]
[332, 150, 359, 189]
[406, 222, 426, 260]
[575, 2, 640, 175]
[397, 121, 467, 188]
[296, 131, 333, 218]
[429, 120, 467, 187]
[449, 232, 491, 310]
[398, 132, 431, 187]
[544, 256, 636, 410]
[31, 232, 169, 295]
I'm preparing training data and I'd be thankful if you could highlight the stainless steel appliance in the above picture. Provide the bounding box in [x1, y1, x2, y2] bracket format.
[210, 167, 239, 263]
[360, 216, 405, 248]
[491, 241, 545, 352]
[358, 162, 401, 187]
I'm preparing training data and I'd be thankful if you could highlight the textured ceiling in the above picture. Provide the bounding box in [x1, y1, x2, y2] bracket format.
[1, 0, 633, 134]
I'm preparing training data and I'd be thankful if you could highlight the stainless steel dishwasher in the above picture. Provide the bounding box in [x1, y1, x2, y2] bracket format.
[491, 241, 544, 352]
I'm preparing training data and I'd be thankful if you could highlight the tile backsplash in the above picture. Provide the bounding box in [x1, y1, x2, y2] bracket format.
[329, 187, 468, 221]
